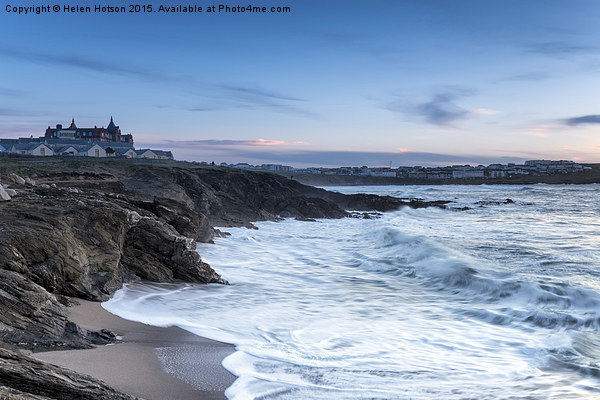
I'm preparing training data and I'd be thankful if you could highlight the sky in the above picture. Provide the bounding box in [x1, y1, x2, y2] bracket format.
[1, 0, 599, 167]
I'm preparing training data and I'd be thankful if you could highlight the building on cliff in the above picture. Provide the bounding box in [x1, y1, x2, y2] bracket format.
[0, 117, 174, 160]
[8, 142, 54, 156]
[134, 149, 174, 160]
[44, 117, 134, 145]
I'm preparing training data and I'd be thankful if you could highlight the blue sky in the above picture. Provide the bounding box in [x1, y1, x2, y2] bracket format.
[1, 0, 599, 166]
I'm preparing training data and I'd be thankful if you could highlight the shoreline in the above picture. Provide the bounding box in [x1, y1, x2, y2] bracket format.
[33, 299, 236, 400]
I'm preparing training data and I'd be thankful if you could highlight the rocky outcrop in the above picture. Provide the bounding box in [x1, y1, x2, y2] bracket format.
[0, 347, 137, 400]
[106, 165, 449, 229]
[122, 217, 221, 283]
[0, 184, 10, 201]
[0, 186, 225, 352]
[0, 269, 113, 352]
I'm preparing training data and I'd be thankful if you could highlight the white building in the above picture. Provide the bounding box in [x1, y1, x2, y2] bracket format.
[135, 149, 158, 159]
[55, 145, 79, 156]
[452, 168, 485, 179]
[79, 144, 106, 158]
[10, 143, 54, 156]
[115, 148, 137, 158]
[152, 150, 174, 160]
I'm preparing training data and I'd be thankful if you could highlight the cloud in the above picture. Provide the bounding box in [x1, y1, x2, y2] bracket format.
[524, 41, 598, 58]
[219, 85, 304, 103]
[196, 84, 317, 118]
[522, 124, 555, 137]
[495, 72, 552, 83]
[564, 115, 600, 126]
[2, 46, 314, 118]
[385, 87, 481, 127]
[0, 108, 29, 117]
[164, 139, 287, 147]
[415, 92, 469, 126]
[235, 150, 528, 168]
[470, 108, 498, 116]
[0, 46, 167, 81]
[188, 107, 220, 112]
[0, 87, 24, 97]
[144, 140, 528, 167]
[0, 108, 47, 118]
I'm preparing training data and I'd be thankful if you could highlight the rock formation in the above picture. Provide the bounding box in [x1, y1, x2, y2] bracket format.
[0, 347, 137, 400]
[0, 184, 10, 201]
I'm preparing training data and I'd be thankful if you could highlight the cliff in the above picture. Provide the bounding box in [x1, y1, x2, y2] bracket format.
[0, 160, 448, 399]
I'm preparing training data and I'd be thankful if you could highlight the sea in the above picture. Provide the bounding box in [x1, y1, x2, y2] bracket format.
[103, 184, 600, 400]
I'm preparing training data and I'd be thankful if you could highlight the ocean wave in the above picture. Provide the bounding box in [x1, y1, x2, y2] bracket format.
[103, 185, 600, 399]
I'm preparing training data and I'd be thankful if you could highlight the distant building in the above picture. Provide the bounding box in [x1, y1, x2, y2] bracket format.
[234, 163, 254, 169]
[135, 149, 174, 160]
[79, 143, 106, 158]
[259, 164, 293, 172]
[1, 117, 177, 160]
[114, 148, 137, 158]
[44, 117, 134, 144]
[152, 150, 174, 160]
[54, 145, 78, 156]
[9, 142, 54, 156]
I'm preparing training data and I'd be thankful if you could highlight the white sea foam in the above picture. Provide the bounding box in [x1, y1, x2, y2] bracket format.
[103, 184, 600, 399]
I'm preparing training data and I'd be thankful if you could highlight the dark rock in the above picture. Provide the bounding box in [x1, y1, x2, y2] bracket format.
[0, 269, 111, 352]
[122, 217, 225, 284]
[475, 198, 516, 206]
[0, 187, 224, 351]
[0, 347, 138, 400]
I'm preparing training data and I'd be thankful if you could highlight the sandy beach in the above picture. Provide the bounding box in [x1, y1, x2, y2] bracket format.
[34, 299, 236, 400]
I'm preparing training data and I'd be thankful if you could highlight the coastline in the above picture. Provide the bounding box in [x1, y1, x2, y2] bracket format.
[33, 299, 236, 400]
[0, 160, 452, 398]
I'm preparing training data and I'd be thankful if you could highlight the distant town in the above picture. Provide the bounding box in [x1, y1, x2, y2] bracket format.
[211, 160, 592, 180]
[0, 118, 173, 160]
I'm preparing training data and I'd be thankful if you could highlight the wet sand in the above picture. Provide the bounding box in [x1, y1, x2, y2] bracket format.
[34, 299, 236, 400]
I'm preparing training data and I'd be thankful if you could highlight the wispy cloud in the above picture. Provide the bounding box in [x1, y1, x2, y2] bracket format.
[0, 46, 167, 81]
[564, 114, 600, 126]
[207, 149, 528, 167]
[524, 41, 598, 58]
[522, 124, 556, 137]
[218, 85, 304, 102]
[386, 88, 479, 127]
[0, 108, 46, 118]
[0, 87, 24, 97]
[164, 139, 287, 147]
[416, 93, 469, 125]
[2, 45, 315, 118]
[198, 84, 317, 117]
[469, 108, 499, 116]
[0, 108, 29, 117]
[495, 72, 552, 83]
[142, 139, 529, 167]
[188, 107, 220, 112]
